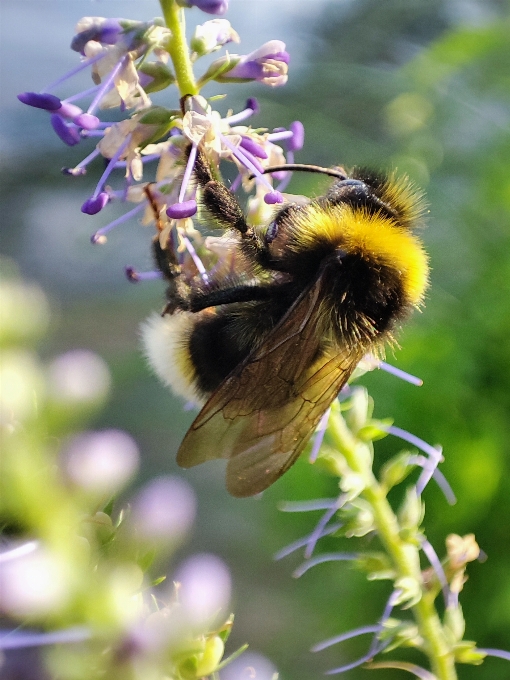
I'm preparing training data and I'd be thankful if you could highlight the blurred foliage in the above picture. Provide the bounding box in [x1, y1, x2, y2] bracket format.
[0, 266, 238, 679]
[2, 1, 510, 679]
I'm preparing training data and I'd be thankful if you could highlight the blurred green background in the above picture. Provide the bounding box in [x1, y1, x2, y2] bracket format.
[2, 0, 510, 678]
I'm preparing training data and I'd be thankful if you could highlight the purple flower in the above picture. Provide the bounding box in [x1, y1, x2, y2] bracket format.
[71, 18, 124, 54]
[183, 0, 229, 15]
[218, 40, 289, 87]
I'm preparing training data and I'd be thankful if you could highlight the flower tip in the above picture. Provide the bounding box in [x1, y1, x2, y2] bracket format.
[90, 233, 107, 245]
[125, 266, 139, 283]
[166, 200, 197, 219]
[246, 97, 260, 114]
[18, 92, 62, 111]
[288, 121, 305, 151]
[82, 193, 109, 215]
[62, 166, 87, 177]
[264, 191, 284, 205]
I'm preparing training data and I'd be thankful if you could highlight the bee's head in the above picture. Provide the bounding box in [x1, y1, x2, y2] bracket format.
[326, 178, 399, 223]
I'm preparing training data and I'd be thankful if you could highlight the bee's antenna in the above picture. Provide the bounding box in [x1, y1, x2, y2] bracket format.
[251, 164, 348, 180]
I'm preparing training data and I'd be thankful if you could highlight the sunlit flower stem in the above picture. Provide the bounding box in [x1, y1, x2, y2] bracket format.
[327, 408, 457, 680]
[160, 0, 199, 95]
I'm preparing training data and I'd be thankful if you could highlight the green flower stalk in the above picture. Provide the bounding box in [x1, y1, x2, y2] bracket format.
[279, 385, 509, 678]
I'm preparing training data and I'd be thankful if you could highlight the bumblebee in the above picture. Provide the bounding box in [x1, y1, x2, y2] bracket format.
[142, 147, 429, 497]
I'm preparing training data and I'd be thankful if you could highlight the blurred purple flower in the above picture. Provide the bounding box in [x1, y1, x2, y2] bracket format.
[174, 554, 231, 627]
[62, 429, 139, 495]
[130, 476, 196, 542]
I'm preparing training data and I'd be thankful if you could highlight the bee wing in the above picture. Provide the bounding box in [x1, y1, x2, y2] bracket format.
[177, 275, 363, 497]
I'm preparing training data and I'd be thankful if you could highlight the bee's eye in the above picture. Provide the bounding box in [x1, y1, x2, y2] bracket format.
[265, 221, 279, 244]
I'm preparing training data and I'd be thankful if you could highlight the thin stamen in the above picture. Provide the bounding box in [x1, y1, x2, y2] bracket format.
[385, 425, 442, 461]
[274, 522, 343, 561]
[92, 134, 132, 198]
[378, 360, 423, 386]
[267, 130, 293, 143]
[279, 498, 338, 512]
[87, 55, 127, 115]
[306, 496, 347, 558]
[478, 648, 510, 661]
[91, 202, 145, 244]
[293, 552, 359, 578]
[311, 625, 381, 652]
[114, 153, 160, 168]
[64, 84, 102, 104]
[178, 143, 198, 203]
[223, 99, 258, 126]
[421, 538, 449, 606]
[181, 234, 209, 283]
[42, 53, 106, 93]
[309, 408, 331, 463]
[408, 455, 456, 504]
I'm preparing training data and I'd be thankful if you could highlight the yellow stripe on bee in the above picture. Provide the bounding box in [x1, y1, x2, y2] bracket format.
[297, 204, 429, 306]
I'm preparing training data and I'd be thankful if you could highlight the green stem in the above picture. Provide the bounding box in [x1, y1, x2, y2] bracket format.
[328, 411, 457, 680]
[159, 0, 198, 96]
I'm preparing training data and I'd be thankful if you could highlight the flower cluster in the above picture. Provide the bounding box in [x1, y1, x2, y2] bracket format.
[18, 7, 296, 282]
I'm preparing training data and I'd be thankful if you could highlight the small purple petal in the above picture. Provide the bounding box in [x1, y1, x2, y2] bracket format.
[74, 113, 101, 130]
[187, 0, 229, 15]
[166, 200, 197, 219]
[288, 121, 305, 152]
[50, 115, 81, 146]
[81, 192, 109, 215]
[18, 92, 61, 111]
[246, 97, 259, 114]
[267, 51, 290, 64]
[264, 190, 284, 205]
[240, 136, 268, 159]
[57, 102, 83, 119]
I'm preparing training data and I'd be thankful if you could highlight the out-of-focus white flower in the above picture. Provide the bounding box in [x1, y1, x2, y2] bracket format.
[47, 350, 111, 405]
[61, 429, 139, 496]
[174, 554, 231, 627]
[130, 476, 196, 543]
[0, 547, 70, 617]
